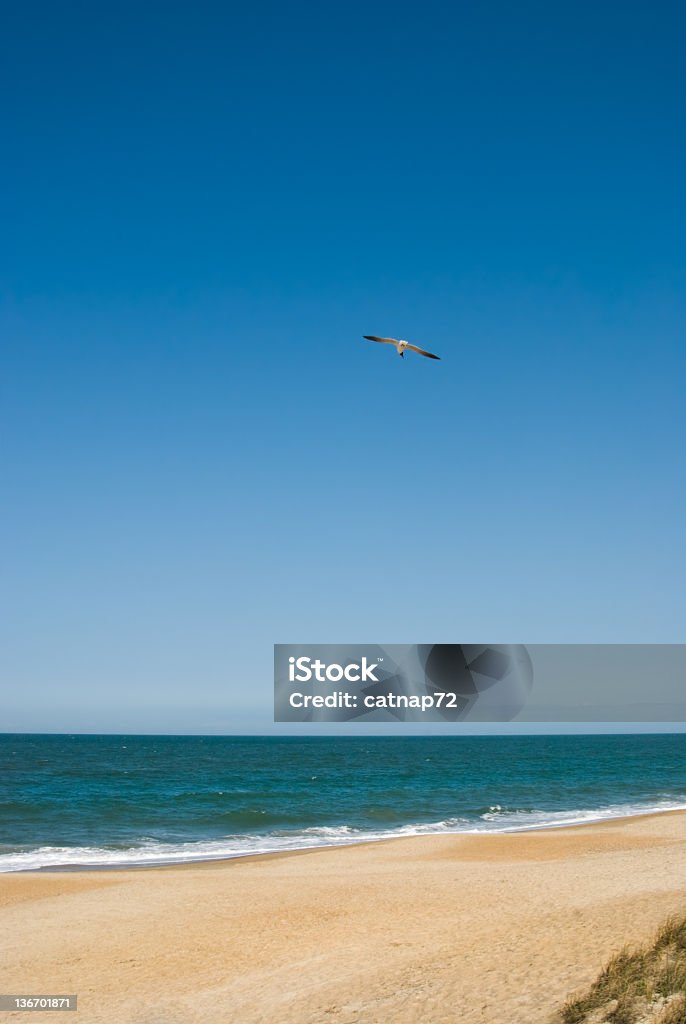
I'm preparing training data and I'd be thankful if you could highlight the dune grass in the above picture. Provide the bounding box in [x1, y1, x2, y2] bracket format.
[558, 916, 686, 1024]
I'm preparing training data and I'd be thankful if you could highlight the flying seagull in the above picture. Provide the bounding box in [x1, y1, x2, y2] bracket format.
[363, 335, 441, 360]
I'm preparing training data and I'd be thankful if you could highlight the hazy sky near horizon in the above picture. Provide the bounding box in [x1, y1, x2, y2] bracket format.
[2, 0, 685, 732]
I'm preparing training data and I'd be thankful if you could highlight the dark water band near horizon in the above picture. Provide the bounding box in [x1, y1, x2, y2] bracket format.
[1, 734, 685, 872]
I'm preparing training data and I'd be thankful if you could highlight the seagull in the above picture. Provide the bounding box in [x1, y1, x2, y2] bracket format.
[363, 335, 441, 361]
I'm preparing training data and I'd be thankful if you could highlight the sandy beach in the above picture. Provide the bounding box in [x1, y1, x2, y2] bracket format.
[2, 811, 686, 1024]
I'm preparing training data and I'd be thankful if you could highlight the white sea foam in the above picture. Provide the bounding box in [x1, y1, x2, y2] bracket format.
[2, 798, 686, 872]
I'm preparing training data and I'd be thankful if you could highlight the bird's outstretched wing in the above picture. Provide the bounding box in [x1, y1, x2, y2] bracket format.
[363, 335, 399, 345]
[405, 343, 441, 360]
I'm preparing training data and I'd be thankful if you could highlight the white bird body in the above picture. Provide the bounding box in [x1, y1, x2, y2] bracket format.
[363, 335, 441, 360]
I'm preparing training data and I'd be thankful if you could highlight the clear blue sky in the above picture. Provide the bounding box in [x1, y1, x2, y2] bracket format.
[2, 1, 685, 732]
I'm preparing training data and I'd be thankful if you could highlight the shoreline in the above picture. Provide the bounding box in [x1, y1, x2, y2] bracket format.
[5, 802, 686, 875]
[3, 811, 686, 1022]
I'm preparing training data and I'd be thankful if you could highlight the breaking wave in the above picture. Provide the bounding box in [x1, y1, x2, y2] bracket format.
[2, 797, 686, 873]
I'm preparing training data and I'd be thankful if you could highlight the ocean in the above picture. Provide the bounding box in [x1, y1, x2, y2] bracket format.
[1, 733, 685, 872]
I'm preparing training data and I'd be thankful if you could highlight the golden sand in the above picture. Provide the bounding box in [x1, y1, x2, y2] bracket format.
[2, 811, 686, 1023]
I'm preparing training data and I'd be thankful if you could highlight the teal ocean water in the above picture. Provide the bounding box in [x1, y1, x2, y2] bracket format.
[1, 734, 685, 871]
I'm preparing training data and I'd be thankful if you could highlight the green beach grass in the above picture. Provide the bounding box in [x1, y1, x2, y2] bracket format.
[558, 915, 686, 1024]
